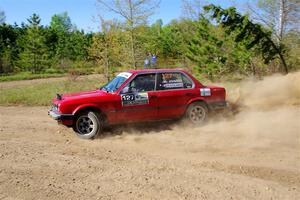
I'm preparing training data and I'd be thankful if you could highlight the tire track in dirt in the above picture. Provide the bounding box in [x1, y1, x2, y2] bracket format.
[193, 162, 300, 187]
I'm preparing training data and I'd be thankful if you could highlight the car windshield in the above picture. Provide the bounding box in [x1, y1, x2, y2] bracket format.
[100, 72, 132, 93]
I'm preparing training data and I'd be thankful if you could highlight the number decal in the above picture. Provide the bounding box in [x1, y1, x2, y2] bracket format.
[121, 93, 149, 106]
[121, 94, 135, 101]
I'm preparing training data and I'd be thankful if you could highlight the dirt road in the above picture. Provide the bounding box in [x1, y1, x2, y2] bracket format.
[0, 72, 299, 199]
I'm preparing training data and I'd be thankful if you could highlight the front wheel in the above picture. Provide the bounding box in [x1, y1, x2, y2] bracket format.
[73, 111, 102, 139]
[185, 102, 208, 124]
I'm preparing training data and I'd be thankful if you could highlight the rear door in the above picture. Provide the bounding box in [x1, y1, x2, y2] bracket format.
[156, 72, 196, 119]
[117, 73, 158, 123]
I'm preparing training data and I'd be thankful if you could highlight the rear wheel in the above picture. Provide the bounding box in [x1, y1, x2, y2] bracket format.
[185, 102, 208, 124]
[73, 111, 102, 139]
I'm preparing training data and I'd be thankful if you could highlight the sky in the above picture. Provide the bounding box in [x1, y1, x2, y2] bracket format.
[0, 0, 247, 32]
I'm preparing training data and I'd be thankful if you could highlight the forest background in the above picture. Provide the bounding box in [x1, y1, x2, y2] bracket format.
[0, 0, 299, 82]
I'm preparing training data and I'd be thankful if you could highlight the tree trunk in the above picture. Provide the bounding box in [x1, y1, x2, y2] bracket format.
[128, 0, 137, 69]
[278, 0, 285, 42]
[104, 40, 110, 81]
[130, 29, 137, 69]
[278, 50, 288, 74]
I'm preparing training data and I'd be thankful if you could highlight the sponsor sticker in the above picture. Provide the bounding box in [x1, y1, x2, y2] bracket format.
[121, 92, 149, 106]
[163, 82, 184, 88]
[161, 79, 184, 89]
[200, 88, 211, 96]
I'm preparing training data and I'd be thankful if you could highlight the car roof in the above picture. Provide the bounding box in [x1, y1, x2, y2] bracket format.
[127, 68, 187, 74]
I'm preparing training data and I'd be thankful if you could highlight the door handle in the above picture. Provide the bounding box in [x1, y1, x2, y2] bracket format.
[150, 95, 157, 99]
[185, 92, 194, 96]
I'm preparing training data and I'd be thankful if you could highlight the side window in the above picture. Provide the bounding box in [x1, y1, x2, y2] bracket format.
[157, 72, 184, 90]
[122, 74, 155, 93]
[181, 74, 193, 88]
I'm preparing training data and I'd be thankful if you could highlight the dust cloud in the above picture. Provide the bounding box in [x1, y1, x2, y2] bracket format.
[118, 71, 300, 151]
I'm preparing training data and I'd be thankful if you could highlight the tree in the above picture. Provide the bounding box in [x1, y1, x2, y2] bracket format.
[18, 14, 48, 73]
[248, 0, 300, 42]
[156, 19, 197, 66]
[50, 12, 73, 33]
[89, 18, 129, 81]
[204, 4, 289, 74]
[0, 24, 19, 73]
[96, 0, 160, 69]
[50, 12, 75, 64]
[0, 9, 5, 24]
[159, 20, 186, 59]
[181, 0, 205, 20]
[137, 19, 165, 63]
[187, 18, 227, 80]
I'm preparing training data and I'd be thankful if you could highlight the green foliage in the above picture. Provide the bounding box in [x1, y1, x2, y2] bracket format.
[186, 16, 260, 80]
[203, 4, 289, 73]
[0, 24, 20, 73]
[17, 14, 49, 73]
[89, 18, 132, 80]
[50, 12, 73, 32]
[187, 18, 226, 80]
[0, 12, 93, 76]
[283, 31, 300, 71]
[47, 12, 92, 73]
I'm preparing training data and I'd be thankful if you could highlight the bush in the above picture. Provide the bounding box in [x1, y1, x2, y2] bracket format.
[44, 68, 65, 74]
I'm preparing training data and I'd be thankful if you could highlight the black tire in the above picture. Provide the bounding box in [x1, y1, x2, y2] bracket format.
[73, 111, 102, 139]
[185, 102, 208, 124]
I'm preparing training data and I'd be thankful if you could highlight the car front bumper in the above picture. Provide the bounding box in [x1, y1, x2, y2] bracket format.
[48, 110, 74, 121]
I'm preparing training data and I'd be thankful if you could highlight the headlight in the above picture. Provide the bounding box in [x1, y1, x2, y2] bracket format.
[52, 104, 59, 111]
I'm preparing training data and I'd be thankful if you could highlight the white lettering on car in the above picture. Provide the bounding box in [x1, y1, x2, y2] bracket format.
[163, 82, 184, 88]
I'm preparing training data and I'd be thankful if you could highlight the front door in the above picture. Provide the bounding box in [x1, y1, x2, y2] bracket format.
[117, 73, 158, 123]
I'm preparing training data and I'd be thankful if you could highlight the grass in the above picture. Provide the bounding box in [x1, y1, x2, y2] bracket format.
[0, 72, 66, 82]
[0, 77, 105, 106]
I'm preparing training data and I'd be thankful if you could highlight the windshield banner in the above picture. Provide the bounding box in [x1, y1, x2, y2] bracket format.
[117, 72, 132, 79]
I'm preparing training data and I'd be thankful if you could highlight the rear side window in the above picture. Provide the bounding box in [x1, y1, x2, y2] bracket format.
[157, 72, 185, 90]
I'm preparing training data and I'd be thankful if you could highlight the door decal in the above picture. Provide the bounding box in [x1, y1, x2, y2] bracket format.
[200, 88, 211, 96]
[121, 92, 149, 106]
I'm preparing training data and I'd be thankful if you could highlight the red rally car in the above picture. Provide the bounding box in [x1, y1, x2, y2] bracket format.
[49, 69, 227, 139]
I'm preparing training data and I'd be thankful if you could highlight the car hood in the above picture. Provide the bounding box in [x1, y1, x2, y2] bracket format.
[62, 89, 109, 100]
[52, 89, 110, 104]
